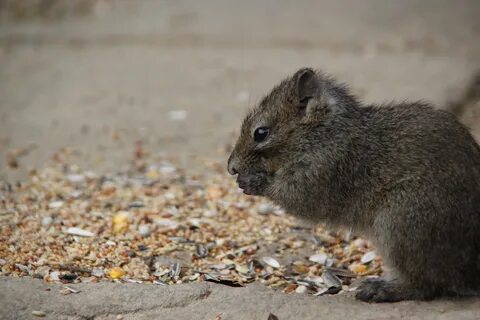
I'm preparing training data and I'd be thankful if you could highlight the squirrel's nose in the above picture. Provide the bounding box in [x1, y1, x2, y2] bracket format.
[229, 165, 238, 175]
[227, 153, 239, 175]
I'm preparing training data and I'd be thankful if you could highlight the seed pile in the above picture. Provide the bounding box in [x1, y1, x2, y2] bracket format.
[0, 161, 382, 295]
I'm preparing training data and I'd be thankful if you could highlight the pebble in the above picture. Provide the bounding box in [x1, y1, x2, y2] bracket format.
[66, 227, 94, 237]
[0, 258, 6, 265]
[138, 225, 151, 237]
[295, 285, 308, 294]
[361, 251, 377, 264]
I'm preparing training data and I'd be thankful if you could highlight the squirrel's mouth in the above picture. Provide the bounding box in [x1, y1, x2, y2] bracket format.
[235, 171, 268, 196]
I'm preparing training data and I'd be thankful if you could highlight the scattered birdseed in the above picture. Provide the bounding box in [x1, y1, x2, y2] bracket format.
[0, 156, 383, 296]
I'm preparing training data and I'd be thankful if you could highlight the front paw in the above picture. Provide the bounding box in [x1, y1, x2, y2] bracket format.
[236, 172, 268, 196]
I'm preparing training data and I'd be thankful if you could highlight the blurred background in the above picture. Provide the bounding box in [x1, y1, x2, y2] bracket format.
[1, 0, 479, 181]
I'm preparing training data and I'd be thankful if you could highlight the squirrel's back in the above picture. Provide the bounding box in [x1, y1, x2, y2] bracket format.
[360, 102, 480, 183]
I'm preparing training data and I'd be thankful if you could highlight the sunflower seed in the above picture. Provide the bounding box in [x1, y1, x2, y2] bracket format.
[309, 253, 328, 265]
[209, 263, 227, 270]
[262, 257, 280, 269]
[155, 219, 178, 229]
[235, 264, 250, 275]
[195, 244, 208, 258]
[128, 201, 144, 208]
[204, 273, 243, 287]
[60, 286, 79, 295]
[32, 310, 46, 317]
[361, 251, 376, 264]
[169, 263, 181, 278]
[322, 270, 342, 289]
[48, 201, 64, 209]
[313, 287, 330, 296]
[153, 279, 168, 285]
[326, 267, 356, 278]
[66, 227, 94, 237]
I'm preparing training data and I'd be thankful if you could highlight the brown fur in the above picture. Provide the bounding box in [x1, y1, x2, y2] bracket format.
[228, 68, 480, 302]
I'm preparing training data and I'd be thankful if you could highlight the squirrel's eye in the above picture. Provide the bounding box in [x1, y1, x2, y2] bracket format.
[254, 127, 269, 142]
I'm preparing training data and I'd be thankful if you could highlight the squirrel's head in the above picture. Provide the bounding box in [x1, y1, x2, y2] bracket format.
[227, 68, 354, 195]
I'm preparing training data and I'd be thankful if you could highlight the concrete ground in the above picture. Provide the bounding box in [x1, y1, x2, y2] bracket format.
[1, 0, 480, 319]
[2, 276, 480, 320]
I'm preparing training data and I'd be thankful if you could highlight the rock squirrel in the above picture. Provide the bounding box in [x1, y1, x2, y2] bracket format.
[227, 68, 480, 302]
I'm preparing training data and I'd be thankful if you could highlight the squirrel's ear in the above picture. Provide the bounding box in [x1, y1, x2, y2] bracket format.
[293, 68, 339, 119]
[294, 68, 317, 105]
[293, 68, 324, 118]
